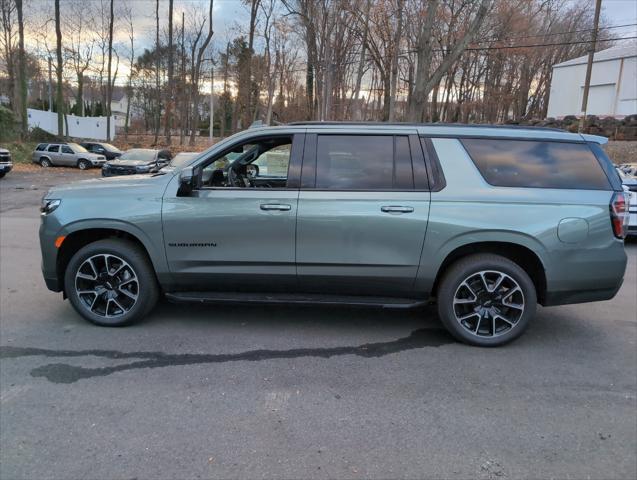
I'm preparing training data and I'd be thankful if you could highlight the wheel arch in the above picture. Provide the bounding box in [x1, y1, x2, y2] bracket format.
[431, 241, 547, 304]
[56, 225, 164, 294]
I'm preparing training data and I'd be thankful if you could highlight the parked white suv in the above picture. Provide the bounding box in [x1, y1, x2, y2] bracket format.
[32, 143, 106, 169]
[617, 168, 637, 236]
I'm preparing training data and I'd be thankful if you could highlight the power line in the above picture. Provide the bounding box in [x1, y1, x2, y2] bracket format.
[277, 35, 637, 74]
[463, 35, 637, 51]
[473, 22, 637, 44]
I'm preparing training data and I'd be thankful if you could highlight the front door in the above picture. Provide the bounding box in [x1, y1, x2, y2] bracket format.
[60, 145, 76, 166]
[296, 133, 430, 296]
[161, 133, 304, 292]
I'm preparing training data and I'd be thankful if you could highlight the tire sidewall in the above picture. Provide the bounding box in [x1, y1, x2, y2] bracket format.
[64, 239, 158, 326]
[437, 255, 537, 347]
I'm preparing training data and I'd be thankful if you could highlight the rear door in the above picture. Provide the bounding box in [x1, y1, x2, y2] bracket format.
[296, 131, 431, 296]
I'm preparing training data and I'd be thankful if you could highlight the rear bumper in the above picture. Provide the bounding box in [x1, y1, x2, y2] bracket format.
[543, 279, 624, 306]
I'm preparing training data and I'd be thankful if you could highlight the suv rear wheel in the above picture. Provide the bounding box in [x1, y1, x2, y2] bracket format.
[40, 157, 52, 167]
[77, 159, 90, 170]
[64, 239, 159, 326]
[437, 254, 537, 347]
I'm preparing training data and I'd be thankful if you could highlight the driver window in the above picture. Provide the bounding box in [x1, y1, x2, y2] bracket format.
[62, 146, 74, 154]
[201, 137, 292, 189]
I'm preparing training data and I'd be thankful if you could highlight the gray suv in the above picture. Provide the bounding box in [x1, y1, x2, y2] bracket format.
[39, 123, 629, 346]
[32, 142, 106, 169]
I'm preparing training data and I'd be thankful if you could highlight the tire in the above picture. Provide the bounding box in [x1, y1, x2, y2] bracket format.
[0, 172, 5, 178]
[40, 157, 52, 168]
[436, 254, 537, 347]
[77, 159, 90, 170]
[64, 239, 159, 326]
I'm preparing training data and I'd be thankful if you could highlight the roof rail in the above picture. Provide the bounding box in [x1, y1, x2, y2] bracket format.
[287, 121, 565, 132]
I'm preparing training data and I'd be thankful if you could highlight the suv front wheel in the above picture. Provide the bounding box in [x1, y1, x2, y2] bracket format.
[64, 239, 159, 326]
[437, 254, 537, 347]
[77, 159, 90, 170]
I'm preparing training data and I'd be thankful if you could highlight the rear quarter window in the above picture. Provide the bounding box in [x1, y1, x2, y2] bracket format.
[461, 139, 611, 190]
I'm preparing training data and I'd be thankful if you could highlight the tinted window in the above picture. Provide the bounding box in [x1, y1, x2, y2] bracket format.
[62, 146, 73, 154]
[462, 139, 610, 190]
[47, 145, 59, 153]
[315, 135, 412, 190]
[36, 143, 47, 151]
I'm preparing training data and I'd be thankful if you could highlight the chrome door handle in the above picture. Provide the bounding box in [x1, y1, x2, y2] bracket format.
[381, 206, 414, 214]
[260, 204, 291, 211]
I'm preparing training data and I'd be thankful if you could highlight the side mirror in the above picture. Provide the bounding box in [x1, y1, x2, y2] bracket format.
[177, 166, 195, 197]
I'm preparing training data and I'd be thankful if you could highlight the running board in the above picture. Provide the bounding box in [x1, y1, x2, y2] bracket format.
[164, 291, 429, 309]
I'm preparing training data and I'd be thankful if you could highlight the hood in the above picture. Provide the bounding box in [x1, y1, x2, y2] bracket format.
[44, 172, 173, 199]
[0, 148, 9, 154]
[106, 159, 154, 167]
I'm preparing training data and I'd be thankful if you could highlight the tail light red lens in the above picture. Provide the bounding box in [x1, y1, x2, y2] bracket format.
[610, 192, 630, 239]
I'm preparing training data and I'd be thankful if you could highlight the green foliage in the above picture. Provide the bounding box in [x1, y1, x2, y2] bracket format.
[1, 140, 38, 164]
[0, 106, 17, 141]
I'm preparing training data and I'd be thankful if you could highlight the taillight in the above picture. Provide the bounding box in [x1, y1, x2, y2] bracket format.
[610, 191, 630, 239]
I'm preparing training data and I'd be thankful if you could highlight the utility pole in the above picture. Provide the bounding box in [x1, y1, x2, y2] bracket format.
[579, 0, 602, 132]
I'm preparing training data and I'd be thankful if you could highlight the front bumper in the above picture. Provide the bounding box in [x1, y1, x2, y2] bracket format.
[0, 163, 13, 173]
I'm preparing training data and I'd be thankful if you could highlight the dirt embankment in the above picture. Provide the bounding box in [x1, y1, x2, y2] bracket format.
[604, 141, 637, 165]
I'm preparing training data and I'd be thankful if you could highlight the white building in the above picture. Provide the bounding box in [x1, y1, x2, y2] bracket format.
[547, 42, 637, 118]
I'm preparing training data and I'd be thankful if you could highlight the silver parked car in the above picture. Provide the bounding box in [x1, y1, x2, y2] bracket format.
[32, 142, 106, 169]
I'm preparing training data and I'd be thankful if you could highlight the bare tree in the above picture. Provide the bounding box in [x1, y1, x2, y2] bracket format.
[105, 0, 114, 139]
[188, 0, 214, 146]
[123, 3, 135, 140]
[54, 0, 64, 136]
[65, 3, 95, 117]
[15, 0, 27, 136]
[164, 0, 174, 144]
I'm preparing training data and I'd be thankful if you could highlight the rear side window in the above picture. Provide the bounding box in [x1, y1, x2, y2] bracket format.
[315, 135, 413, 190]
[47, 145, 59, 153]
[462, 139, 610, 190]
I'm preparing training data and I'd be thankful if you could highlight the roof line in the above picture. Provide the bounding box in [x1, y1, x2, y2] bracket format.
[288, 121, 565, 132]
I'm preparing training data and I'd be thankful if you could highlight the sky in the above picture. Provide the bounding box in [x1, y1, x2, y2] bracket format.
[20, 0, 637, 89]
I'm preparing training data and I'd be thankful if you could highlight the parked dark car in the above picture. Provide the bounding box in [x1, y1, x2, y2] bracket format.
[0, 147, 13, 178]
[101, 149, 172, 177]
[81, 142, 122, 160]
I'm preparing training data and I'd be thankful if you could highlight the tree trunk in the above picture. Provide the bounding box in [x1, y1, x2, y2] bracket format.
[165, 0, 174, 144]
[106, 0, 114, 140]
[388, 0, 404, 122]
[189, 0, 214, 146]
[15, 0, 27, 137]
[408, 0, 490, 122]
[54, 0, 64, 137]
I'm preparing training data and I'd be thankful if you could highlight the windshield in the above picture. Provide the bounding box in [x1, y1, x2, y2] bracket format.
[118, 149, 157, 162]
[170, 152, 198, 167]
[69, 142, 88, 153]
[102, 143, 121, 153]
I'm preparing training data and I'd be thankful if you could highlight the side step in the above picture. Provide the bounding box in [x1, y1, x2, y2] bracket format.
[164, 291, 429, 309]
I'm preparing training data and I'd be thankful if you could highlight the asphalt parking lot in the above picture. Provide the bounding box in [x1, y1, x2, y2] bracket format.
[1, 169, 636, 480]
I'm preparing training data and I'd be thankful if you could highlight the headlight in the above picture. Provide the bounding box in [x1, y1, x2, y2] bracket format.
[136, 165, 151, 173]
[40, 198, 61, 215]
